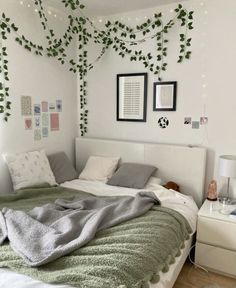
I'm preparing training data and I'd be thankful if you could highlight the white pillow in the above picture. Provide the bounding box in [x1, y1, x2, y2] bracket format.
[144, 176, 163, 189]
[4, 150, 57, 191]
[79, 156, 120, 182]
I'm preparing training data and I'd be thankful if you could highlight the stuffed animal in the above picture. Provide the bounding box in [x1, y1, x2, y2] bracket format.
[163, 181, 180, 192]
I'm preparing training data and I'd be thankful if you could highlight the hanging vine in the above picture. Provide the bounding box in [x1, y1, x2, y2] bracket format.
[0, 1, 194, 135]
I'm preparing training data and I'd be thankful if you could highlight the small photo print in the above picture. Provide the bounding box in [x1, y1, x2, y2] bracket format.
[42, 113, 49, 127]
[34, 104, 41, 115]
[41, 101, 48, 113]
[42, 127, 49, 138]
[184, 117, 192, 125]
[50, 113, 59, 131]
[49, 103, 56, 112]
[200, 117, 208, 125]
[34, 129, 41, 141]
[56, 100, 62, 112]
[21, 96, 32, 116]
[25, 118, 32, 130]
[35, 117, 40, 127]
[192, 121, 200, 129]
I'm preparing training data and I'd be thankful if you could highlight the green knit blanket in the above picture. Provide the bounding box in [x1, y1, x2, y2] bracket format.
[0, 186, 192, 288]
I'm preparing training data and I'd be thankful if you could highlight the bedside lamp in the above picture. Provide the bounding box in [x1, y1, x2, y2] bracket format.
[219, 155, 236, 204]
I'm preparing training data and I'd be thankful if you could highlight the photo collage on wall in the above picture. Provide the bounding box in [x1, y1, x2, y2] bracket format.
[184, 117, 208, 129]
[21, 96, 62, 141]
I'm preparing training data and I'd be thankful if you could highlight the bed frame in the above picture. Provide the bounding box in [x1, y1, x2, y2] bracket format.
[76, 137, 207, 207]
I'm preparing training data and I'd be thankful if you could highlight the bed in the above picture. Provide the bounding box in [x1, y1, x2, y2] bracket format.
[0, 137, 207, 288]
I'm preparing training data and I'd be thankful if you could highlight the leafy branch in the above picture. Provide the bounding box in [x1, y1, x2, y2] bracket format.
[0, 1, 194, 136]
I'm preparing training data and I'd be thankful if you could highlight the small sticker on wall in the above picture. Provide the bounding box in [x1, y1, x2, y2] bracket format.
[35, 117, 40, 127]
[42, 101, 48, 112]
[34, 129, 41, 141]
[21, 96, 32, 116]
[56, 100, 62, 112]
[42, 127, 49, 138]
[200, 117, 208, 125]
[50, 113, 59, 131]
[192, 121, 200, 129]
[184, 117, 192, 125]
[25, 118, 32, 130]
[34, 104, 41, 115]
[158, 117, 169, 129]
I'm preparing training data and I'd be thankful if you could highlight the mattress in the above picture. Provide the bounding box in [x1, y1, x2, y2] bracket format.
[0, 179, 198, 288]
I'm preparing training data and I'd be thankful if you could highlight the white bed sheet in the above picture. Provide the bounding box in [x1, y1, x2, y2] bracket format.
[0, 180, 198, 288]
[62, 179, 198, 232]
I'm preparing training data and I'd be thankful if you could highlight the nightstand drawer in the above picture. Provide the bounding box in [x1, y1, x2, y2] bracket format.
[197, 216, 236, 250]
[195, 242, 236, 277]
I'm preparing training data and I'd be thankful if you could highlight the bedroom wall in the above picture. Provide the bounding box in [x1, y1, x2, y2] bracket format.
[0, 1, 77, 194]
[81, 0, 236, 198]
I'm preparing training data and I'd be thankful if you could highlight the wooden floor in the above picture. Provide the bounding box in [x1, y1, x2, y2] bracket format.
[173, 261, 236, 288]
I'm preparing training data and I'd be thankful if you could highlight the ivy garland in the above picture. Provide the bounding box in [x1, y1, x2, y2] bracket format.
[0, 0, 194, 136]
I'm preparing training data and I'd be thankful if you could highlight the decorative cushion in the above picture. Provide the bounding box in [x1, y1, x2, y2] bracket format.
[107, 163, 157, 189]
[79, 156, 120, 182]
[48, 152, 78, 184]
[4, 150, 57, 191]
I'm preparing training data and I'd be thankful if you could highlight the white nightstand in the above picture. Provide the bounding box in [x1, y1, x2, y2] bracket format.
[195, 199, 236, 278]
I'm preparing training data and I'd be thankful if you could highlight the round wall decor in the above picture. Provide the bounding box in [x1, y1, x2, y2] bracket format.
[158, 117, 169, 128]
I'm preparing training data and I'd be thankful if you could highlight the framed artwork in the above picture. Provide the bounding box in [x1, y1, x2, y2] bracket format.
[153, 81, 177, 111]
[117, 72, 148, 122]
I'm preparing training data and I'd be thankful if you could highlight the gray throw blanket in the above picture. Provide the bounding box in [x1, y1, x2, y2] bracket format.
[0, 191, 159, 267]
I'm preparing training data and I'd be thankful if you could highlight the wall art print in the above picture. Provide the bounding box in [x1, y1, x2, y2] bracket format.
[41, 101, 48, 112]
[117, 73, 147, 122]
[34, 104, 41, 115]
[50, 113, 59, 131]
[153, 81, 177, 111]
[21, 96, 32, 116]
[24, 118, 32, 130]
[34, 129, 41, 141]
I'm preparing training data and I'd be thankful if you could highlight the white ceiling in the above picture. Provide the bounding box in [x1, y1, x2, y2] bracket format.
[81, 0, 187, 16]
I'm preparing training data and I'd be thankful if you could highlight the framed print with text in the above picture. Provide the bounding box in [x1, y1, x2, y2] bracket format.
[117, 73, 148, 122]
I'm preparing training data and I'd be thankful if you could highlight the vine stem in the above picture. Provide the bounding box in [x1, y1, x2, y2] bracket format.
[0, 2, 193, 134]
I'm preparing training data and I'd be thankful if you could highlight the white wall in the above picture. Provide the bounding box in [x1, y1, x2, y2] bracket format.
[0, 1, 77, 193]
[83, 0, 236, 198]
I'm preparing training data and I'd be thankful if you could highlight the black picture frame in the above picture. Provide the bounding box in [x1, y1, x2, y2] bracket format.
[117, 72, 148, 122]
[153, 81, 177, 111]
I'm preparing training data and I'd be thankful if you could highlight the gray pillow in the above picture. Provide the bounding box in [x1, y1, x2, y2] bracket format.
[48, 152, 78, 184]
[107, 163, 157, 189]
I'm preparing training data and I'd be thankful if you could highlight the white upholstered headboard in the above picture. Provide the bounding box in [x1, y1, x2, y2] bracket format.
[76, 137, 207, 207]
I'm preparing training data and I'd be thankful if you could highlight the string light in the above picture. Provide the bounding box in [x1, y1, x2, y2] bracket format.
[27, 4, 31, 8]
[48, 10, 52, 15]
[98, 19, 103, 23]
[20, 1, 24, 5]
